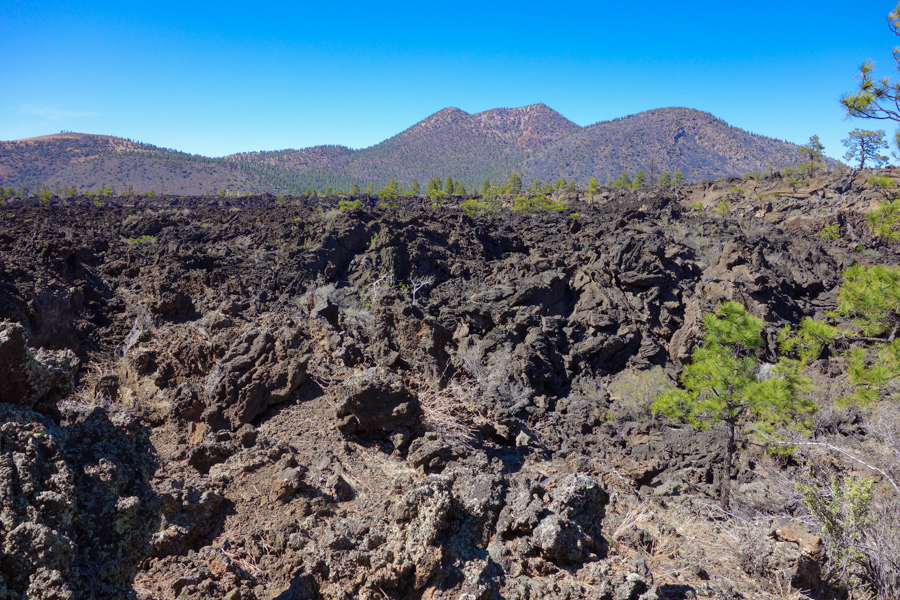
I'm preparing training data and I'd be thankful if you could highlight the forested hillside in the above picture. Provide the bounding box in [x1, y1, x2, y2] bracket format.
[1, 107, 842, 194]
[520, 108, 843, 184]
[0, 133, 294, 195]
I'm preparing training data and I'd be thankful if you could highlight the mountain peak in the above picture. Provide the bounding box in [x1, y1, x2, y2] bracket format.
[1, 104, 834, 194]
[434, 107, 469, 116]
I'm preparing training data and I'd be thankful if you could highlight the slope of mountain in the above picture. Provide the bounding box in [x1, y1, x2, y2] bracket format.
[224, 145, 356, 192]
[0, 106, 842, 194]
[351, 103, 580, 184]
[225, 103, 581, 189]
[520, 107, 840, 184]
[0, 133, 289, 195]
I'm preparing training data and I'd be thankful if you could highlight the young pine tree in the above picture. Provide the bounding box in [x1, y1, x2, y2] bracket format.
[632, 169, 646, 188]
[379, 178, 400, 201]
[797, 135, 826, 178]
[505, 173, 522, 194]
[653, 301, 815, 509]
[612, 171, 632, 189]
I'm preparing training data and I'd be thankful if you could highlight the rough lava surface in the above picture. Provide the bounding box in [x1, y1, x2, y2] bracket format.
[0, 169, 897, 600]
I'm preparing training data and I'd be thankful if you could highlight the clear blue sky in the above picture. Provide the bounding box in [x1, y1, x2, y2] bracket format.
[1, 0, 897, 162]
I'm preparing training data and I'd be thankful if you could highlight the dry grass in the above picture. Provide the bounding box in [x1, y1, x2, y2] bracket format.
[604, 497, 824, 600]
[410, 375, 480, 447]
[59, 359, 119, 413]
[606, 366, 673, 421]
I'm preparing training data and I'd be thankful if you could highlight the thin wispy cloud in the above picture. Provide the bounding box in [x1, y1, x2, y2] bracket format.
[18, 104, 98, 119]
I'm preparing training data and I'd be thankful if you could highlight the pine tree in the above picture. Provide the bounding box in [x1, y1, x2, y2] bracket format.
[842, 129, 889, 169]
[672, 171, 686, 186]
[350, 182, 360, 196]
[379, 177, 400, 201]
[612, 171, 632, 189]
[632, 170, 646, 188]
[798, 135, 826, 178]
[445, 176, 454, 195]
[658, 171, 672, 186]
[505, 173, 522, 194]
[653, 302, 815, 509]
[588, 177, 600, 194]
[407, 179, 421, 196]
[780, 264, 900, 405]
[426, 177, 444, 203]
[841, 3, 900, 150]
[365, 183, 374, 194]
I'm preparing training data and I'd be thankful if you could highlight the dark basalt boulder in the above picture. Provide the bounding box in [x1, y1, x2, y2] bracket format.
[332, 368, 421, 448]
[203, 326, 308, 430]
[0, 321, 78, 411]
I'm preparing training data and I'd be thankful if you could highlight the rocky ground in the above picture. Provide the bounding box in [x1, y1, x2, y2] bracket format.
[0, 169, 898, 600]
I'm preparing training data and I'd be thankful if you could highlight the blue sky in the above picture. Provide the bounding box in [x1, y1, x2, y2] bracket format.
[1, 0, 897, 161]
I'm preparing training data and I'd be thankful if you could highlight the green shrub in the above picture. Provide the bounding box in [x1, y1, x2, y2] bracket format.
[339, 199, 362, 211]
[866, 175, 896, 197]
[868, 199, 900, 241]
[125, 235, 156, 245]
[653, 301, 815, 508]
[798, 476, 874, 586]
[820, 225, 841, 240]
[607, 366, 672, 421]
[714, 199, 729, 215]
[512, 195, 568, 214]
[461, 198, 491, 216]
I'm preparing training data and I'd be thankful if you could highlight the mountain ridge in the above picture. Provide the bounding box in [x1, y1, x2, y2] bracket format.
[0, 105, 841, 193]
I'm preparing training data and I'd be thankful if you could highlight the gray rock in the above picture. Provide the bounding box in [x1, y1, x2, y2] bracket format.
[204, 327, 308, 429]
[0, 322, 78, 410]
[408, 432, 456, 472]
[738, 521, 825, 593]
[533, 514, 589, 562]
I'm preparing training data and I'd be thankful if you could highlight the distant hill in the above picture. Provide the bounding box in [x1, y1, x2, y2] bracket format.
[0, 106, 843, 194]
[520, 108, 842, 184]
[0, 133, 290, 195]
